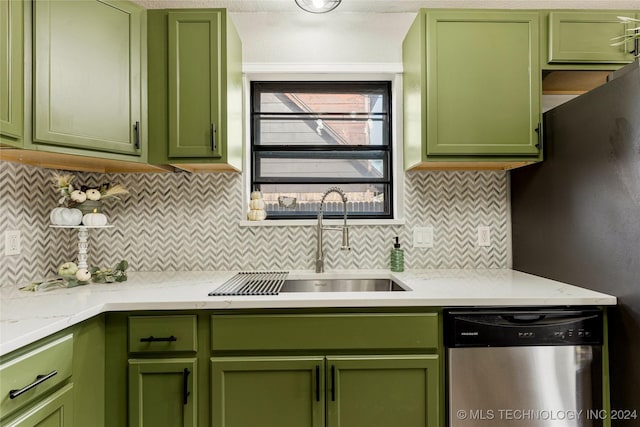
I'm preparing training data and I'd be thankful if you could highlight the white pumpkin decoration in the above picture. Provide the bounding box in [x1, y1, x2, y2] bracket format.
[50, 207, 83, 226]
[247, 209, 267, 221]
[70, 190, 87, 203]
[82, 212, 108, 226]
[247, 190, 266, 221]
[249, 199, 265, 210]
[85, 189, 102, 201]
[75, 268, 92, 282]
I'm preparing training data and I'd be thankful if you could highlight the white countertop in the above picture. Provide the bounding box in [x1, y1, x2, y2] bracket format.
[0, 269, 616, 356]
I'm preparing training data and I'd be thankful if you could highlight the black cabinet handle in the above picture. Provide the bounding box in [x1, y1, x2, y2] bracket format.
[9, 371, 58, 399]
[623, 23, 635, 55]
[534, 122, 543, 150]
[133, 121, 141, 150]
[210, 123, 217, 152]
[331, 365, 336, 402]
[315, 365, 320, 402]
[139, 335, 177, 343]
[183, 368, 191, 405]
[629, 27, 639, 56]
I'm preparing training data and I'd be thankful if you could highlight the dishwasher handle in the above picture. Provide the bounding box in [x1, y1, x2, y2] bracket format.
[500, 314, 546, 323]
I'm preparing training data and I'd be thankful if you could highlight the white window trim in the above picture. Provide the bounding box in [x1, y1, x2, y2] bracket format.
[241, 72, 405, 227]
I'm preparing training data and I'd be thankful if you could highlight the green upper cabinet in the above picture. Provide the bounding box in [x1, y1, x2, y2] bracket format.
[148, 9, 243, 171]
[548, 12, 639, 64]
[0, 0, 23, 146]
[403, 10, 542, 170]
[128, 358, 197, 427]
[33, 0, 145, 156]
[168, 12, 222, 158]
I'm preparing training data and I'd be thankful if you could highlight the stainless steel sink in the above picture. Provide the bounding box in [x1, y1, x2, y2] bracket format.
[280, 278, 408, 292]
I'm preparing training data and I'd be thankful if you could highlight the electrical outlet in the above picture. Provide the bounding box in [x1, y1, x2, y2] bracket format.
[477, 226, 491, 247]
[5, 230, 21, 256]
[413, 227, 434, 248]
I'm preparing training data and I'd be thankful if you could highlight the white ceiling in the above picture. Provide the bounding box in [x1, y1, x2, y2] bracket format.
[131, 0, 640, 67]
[132, 0, 640, 13]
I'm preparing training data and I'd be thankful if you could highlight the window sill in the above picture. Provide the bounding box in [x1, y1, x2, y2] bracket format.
[239, 218, 406, 227]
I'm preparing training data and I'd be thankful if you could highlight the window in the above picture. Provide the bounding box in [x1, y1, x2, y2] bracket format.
[251, 81, 392, 219]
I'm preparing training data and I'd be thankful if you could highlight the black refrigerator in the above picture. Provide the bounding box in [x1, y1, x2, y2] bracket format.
[511, 60, 640, 423]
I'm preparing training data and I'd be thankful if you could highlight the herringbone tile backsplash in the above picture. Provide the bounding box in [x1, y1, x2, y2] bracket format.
[1, 161, 508, 287]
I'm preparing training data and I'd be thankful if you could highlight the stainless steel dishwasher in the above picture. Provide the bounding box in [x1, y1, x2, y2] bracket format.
[445, 308, 603, 427]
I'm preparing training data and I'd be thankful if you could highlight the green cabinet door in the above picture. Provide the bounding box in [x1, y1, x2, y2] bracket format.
[425, 11, 541, 157]
[326, 356, 439, 427]
[0, 0, 23, 146]
[549, 12, 638, 63]
[33, 0, 144, 155]
[2, 384, 73, 427]
[168, 12, 222, 158]
[147, 9, 243, 169]
[211, 357, 325, 427]
[128, 358, 197, 427]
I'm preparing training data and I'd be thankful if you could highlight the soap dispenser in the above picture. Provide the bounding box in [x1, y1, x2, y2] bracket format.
[390, 236, 404, 272]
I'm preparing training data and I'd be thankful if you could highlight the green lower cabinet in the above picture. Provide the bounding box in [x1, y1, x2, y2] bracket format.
[0, 317, 104, 427]
[71, 316, 105, 427]
[327, 356, 439, 427]
[211, 357, 325, 427]
[128, 358, 197, 427]
[1, 384, 74, 427]
[211, 355, 439, 427]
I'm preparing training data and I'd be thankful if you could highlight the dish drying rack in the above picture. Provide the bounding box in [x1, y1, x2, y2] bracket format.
[209, 271, 289, 296]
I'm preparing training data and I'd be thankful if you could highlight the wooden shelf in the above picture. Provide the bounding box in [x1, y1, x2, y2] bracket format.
[542, 70, 611, 95]
[0, 148, 173, 173]
[170, 163, 241, 173]
[407, 161, 535, 171]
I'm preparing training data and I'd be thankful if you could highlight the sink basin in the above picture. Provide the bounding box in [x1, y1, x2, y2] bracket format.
[280, 278, 408, 293]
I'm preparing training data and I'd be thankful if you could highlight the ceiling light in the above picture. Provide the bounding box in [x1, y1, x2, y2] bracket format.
[295, 0, 342, 14]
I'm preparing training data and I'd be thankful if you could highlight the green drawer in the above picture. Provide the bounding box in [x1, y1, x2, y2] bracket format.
[211, 313, 439, 352]
[128, 315, 198, 353]
[0, 335, 73, 419]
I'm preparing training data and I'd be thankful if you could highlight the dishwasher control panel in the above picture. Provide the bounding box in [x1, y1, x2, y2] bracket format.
[444, 307, 603, 347]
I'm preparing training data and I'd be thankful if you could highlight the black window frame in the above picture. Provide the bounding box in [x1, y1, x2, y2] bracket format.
[250, 81, 393, 220]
